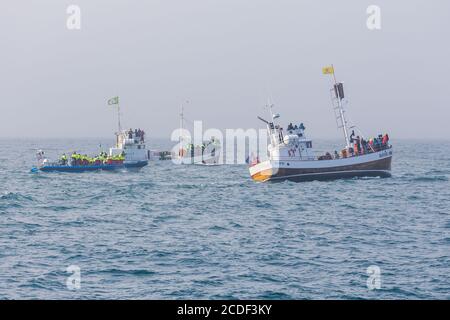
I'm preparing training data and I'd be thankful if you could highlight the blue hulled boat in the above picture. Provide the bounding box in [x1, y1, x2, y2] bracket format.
[32, 128, 149, 173]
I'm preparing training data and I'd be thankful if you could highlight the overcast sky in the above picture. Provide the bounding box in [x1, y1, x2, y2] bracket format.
[1, 0, 449, 139]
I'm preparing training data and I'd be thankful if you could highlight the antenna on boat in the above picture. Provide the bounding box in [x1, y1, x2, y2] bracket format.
[266, 98, 279, 123]
[179, 100, 189, 150]
[263, 99, 280, 146]
[323, 65, 350, 148]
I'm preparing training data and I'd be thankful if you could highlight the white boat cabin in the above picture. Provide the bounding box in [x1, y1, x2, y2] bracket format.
[267, 122, 316, 161]
[109, 129, 149, 163]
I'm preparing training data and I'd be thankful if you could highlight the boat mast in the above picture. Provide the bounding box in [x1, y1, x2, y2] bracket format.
[179, 103, 184, 148]
[179, 100, 189, 158]
[331, 65, 350, 148]
[266, 101, 279, 146]
[110, 96, 121, 148]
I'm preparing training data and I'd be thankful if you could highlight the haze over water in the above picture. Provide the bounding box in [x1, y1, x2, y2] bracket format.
[1, 0, 450, 140]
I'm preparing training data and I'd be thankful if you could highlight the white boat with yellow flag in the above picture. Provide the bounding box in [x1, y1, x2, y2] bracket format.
[249, 66, 393, 182]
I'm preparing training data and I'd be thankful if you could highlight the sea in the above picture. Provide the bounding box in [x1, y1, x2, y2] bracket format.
[0, 138, 449, 299]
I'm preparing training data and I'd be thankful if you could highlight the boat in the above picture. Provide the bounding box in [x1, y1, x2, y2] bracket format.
[32, 129, 149, 172]
[173, 103, 221, 165]
[32, 98, 149, 172]
[249, 66, 393, 182]
[149, 150, 172, 161]
[175, 138, 221, 165]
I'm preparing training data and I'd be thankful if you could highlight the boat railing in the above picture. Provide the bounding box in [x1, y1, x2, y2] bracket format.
[271, 142, 392, 162]
[315, 143, 392, 160]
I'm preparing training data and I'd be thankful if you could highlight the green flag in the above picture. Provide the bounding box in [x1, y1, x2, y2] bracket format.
[108, 96, 119, 105]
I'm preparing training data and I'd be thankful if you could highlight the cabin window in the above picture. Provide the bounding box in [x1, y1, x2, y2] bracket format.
[306, 141, 312, 148]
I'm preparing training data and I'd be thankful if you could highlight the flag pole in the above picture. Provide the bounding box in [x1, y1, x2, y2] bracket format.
[331, 64, 337, 85]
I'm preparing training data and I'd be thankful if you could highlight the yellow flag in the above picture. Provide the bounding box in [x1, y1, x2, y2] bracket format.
[322, 66, 334, 75]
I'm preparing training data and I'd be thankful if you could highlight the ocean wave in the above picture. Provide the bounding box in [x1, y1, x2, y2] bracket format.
[411, 176, 448, 182]
[94, 268, 156, 276]
[1, 192, 35, 202]
[0, 192, 36, 209]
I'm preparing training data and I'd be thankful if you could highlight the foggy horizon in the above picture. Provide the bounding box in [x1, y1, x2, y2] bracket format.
[1, 1, 449, 140]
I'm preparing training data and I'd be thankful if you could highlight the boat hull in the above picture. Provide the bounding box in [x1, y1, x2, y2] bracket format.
[175, 154, 221, 165]
[124, 160, 148, 168]
[38, 164, 125, 172]
[36, 160, 148, 172]
[250, 149, 393, 182]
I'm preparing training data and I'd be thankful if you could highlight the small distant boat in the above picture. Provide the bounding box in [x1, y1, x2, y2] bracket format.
[173, 103, 221, 165]
[175, 138, 221, 165]
[249, 66, 393, 182]
[148, 150, 172, 161]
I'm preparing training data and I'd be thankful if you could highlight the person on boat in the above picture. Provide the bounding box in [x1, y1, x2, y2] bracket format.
[373, 136, 381, 152]
[349, 130, 355, 144]
[334, 150, 339, 159]
[357, 136, 362, 155]
[318, 152, 332, 160]
[71, 152, 78, 165]
[382, 133, 389, 148]
[287, 123, 293, 132]
[128, 129, 133, 139]
[60, 154, 67, 165]
[277, 127, 284, 143]
[353, 136, 360, 155]
[348, 146, 355, 157]
[360, 138, 367, 154]
[201, 143, 206, 156]
[368, 138, 374, 151]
